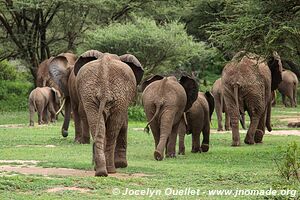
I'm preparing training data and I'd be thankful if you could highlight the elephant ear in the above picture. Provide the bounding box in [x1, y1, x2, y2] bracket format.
[74, 50, 103, 76]
[179, 75, 199, 111]
[267, 52, 283, 91]
[119, 54, 144, 85]
[49, 56, 71, 96]
[141, 75, 164, 92]
[205, 91, 215, 121]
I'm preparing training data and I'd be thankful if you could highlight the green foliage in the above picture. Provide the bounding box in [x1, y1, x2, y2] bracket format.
[128, 105, 146, 121]
[0, 80, 33, 112]
[0, 60, 18, 81]
[274, 142, 300, 182]
[81, 17, 219, 76]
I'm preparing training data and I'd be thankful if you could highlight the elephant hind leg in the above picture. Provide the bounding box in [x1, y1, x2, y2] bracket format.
[115, 116, 128, 168]
[166, 122, 180, 158]
[154, 111, 175, 161]
[201, 125, 210, 153]
[244, 115, 260, 145]
[255, 110, 267, 143]
[86, 102, 107, 177]
[191, 131, 201, 153]
[29, 102, 35, 126]
[105, 113, 125, 173]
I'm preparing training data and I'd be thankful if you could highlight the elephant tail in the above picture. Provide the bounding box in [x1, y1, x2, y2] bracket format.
[144, 100, 164, 134]
[31, 94, 37, 112]
[233, 84, 239, 117]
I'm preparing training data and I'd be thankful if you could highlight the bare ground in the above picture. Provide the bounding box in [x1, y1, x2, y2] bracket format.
[46, 186, 91, 193]
[0, 163, 150, 179]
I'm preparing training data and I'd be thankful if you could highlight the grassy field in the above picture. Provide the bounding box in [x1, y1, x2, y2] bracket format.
[0, 105, 299, 199]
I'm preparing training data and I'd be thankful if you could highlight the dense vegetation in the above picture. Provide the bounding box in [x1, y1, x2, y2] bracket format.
[0, 0, 299, 110]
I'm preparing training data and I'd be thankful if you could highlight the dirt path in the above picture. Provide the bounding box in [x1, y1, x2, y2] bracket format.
[211, 129, 300, 136]
[0, 164, 150, 179]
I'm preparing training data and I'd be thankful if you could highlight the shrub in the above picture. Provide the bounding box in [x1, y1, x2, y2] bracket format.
[128, 105, 146, 121]
[0, 80, 33, 112]
[0, 60, 18, 81]
[80, 17, 220, 77]
[274, 141, 300, 182]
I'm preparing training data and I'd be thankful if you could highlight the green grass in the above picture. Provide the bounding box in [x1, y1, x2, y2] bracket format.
[0, 107, 299, 199]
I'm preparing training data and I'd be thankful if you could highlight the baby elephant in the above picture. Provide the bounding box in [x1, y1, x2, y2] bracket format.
[178, 92, 214, 154]
[29, 87, 61, 126]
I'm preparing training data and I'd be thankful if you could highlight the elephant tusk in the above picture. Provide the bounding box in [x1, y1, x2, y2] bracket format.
[183, 112, 188, 127]
[56, 98, 65, 116]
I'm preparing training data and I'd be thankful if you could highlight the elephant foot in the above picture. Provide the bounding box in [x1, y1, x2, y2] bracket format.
[61, 129, 68, 137]
[225, 126, 231, 131]
[166, 153, 176, 158]
[231, 140, 240, 146]
[77, 137, 90, 144]
[191, 146, 201, 153]
[217, 128, 223, 131]
[29, 122, 34, 126]
[106, 165, 116, 174]
[154, 150, 164, 161]
[95, 167, 108, 177]
[178, 147, 185, 155]
[114, 154, 128, 168]
[201, 144, 209, 152]
[244, 137, 255, 145]
[254, 129, 264, 143]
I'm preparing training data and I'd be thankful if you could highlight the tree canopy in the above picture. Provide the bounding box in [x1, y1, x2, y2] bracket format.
[0, 0, 299, 81]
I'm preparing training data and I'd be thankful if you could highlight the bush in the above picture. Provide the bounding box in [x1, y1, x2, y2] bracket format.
[0, 80, 33, 112]
[128, 105, 146, 121]
[80, 17, 220, 77]
[0, 60, 18, 81]
[274, 141, 300, 182]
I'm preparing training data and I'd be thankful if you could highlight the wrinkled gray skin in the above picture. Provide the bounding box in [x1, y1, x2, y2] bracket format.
[178, 92, 214, 154]
[212, 78, 246, 131]
[49, 52, 95, 143]
[212, 78, 231, 131]
[37, 53, 77, 121]
[278, 70, 298, 107]
[74, 53, 144, 177]
[142, 75, 198, 161]
[222, 51, 282, 146]
[29, 87, 61, 126]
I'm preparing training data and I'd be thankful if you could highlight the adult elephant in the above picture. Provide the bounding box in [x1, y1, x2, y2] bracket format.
[74, 53, 144, 176]
[222, 51, 282, 146]
[49, 50, 103, 143]
[178, 91, 214, 155]
[142, 75, 198, 161]
[36, 53, 77, 120]
[212, 78, 246, 131]
[36, 53, 77, 89]
[29, 87, 62, 126]
[277, 70, 298, 107]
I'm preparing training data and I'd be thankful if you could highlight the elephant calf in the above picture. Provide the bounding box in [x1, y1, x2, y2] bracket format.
[178, 92, 214, 154]
[142, 75, 198, 161]
[29, 87, 61, 126]
[278, 70, 298, 107]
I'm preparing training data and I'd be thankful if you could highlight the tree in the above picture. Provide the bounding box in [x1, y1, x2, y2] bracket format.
[80, 17, 220, 78]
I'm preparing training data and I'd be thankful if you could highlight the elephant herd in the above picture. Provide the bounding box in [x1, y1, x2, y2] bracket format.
[28, 50, 297, 176]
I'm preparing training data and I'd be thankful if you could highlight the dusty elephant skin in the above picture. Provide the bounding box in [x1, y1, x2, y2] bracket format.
[142, 75, 198, 161]
[49, 51, 102, 142]
[277, 70, 298, 107]
[222, 51, 282, 146]
[178, 92, 214, 154]
[74, 53, 144, 177]
[212, 78, 231, 131]
[212, 78, 246, 131]
[29, 87, 61, 126]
